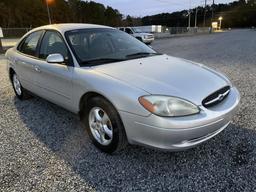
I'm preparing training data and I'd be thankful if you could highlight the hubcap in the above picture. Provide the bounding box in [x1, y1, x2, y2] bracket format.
[13, 74, 22, 96]
[89, 107, 113, 146]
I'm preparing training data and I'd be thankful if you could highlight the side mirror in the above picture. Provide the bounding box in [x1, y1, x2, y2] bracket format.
[46, 53, 64, 64]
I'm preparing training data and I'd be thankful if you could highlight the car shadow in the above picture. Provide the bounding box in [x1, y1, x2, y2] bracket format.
[14, 96, 256, 191]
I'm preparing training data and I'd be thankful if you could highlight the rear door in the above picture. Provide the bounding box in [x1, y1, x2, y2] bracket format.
[35, 30, 73, 109]
[15, 30, 44, 93]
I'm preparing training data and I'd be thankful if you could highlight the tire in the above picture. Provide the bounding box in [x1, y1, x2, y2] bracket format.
[136, 37, 143, 42]
[11, 72, 31, 100]
[81, 96, 128, 154]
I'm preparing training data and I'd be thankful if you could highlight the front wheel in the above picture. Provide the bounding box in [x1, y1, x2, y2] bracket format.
[82, 96, 128, 154]
[136, 37, 143, 42]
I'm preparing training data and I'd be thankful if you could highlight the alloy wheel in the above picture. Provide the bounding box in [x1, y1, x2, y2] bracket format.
[88, 107, 113, 146]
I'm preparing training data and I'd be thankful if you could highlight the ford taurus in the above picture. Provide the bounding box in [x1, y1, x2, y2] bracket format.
[5, 24, 240, 153]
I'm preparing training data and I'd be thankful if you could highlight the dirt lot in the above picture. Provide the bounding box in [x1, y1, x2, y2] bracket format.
[1, 29, 256, 191]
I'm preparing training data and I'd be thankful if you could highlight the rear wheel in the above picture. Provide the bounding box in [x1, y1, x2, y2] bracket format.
[11, 72, 31, 100]
[82, 96, 128, 154]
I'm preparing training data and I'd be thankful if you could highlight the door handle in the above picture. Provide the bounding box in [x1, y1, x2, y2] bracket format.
[21, 61, 28, 65]
[34, 65, 41, 73]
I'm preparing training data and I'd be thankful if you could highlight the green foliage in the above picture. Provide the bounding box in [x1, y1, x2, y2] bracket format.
[0, 0, 49, 27]
[1, 0, 255, 28]
[122, 15, 142, 27]
[0, 0, 123, 27]
[142, 0, 256, 28]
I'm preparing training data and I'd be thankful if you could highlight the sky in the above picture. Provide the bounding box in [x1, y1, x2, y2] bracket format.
[89, 0, 236, 16]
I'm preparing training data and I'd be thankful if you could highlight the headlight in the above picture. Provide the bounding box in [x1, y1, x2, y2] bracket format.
[139, 95, 200, 117]
[144, 35, 148, 39]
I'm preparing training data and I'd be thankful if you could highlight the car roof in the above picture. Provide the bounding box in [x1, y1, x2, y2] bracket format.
[29, 23, 113, 34]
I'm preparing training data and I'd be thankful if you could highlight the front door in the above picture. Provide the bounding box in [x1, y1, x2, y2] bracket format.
[35, 30, 73, 109]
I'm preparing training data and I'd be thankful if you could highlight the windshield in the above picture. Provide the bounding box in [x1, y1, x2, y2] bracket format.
[65, 28, 158, 66]
[132, 28, 143, 33]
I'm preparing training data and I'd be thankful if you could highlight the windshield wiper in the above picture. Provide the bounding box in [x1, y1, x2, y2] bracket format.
[81, 58, 126, 66]
[126, 52, 161, 59]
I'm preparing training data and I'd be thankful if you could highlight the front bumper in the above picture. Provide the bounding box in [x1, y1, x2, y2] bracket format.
[142, 38, 154, 44]
[119, 87, 240, 151]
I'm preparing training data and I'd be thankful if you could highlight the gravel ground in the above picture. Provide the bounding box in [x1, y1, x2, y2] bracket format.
[1, 29, 256, 191]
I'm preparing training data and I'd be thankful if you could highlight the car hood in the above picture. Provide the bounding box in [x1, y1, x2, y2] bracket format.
[94, 55, 230, 105]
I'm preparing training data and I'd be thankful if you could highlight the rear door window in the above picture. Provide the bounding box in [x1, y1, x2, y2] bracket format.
[18, 31, 43, 57]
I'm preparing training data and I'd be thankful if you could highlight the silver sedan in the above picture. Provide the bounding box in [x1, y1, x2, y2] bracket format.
[6, 24, 240, 153]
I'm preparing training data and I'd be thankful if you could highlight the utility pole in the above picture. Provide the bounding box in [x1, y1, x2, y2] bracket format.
[46, 0, 52, 24]
[194, 8, 198, 28]
[188, 0, 191, 29]
[203, 0, 207, 27]
[218, 17, 223, 30]
[0, 39, 3, 54]
[188, 10, 191, 28]
[0, 27, 4, 54]
[211, 0, 215, 21]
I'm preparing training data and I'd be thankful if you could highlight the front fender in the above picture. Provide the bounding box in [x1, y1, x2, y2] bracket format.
[73, 67, 151, 117]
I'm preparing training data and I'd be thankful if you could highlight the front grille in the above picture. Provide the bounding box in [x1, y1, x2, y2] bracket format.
[147, 35, 154, 39]
[202, 86, 230, 108]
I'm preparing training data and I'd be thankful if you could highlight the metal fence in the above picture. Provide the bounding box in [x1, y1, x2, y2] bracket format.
[153, 27, 212, 39]
[168, 27, 189, 34]
[0, 26, 213, 48]
[2, 28, 32, 38]
[1, 27, 213, 38]
[167, 27, 211, 34]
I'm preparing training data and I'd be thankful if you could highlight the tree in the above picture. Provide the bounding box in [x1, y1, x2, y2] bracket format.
[141, 0, 256, 28]
[1, 0, 255, 29]
[0, 0, 123, 28]
[105, 6, 122, 27]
